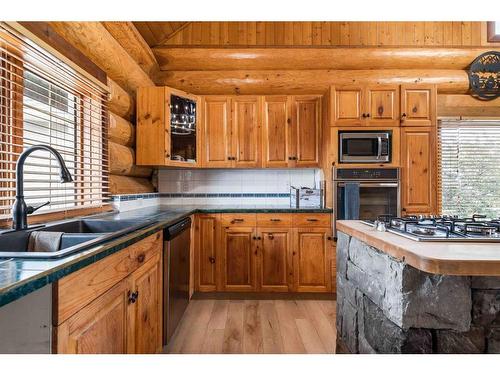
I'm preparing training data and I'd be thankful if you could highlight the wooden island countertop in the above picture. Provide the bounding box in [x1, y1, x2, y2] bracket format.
[336, 220, 500, 276]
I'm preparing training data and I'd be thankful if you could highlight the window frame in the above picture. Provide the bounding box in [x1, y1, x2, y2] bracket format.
[487, 21, 500, 42]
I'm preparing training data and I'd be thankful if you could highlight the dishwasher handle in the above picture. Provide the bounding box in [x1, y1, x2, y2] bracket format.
[164, 217, 192, 240]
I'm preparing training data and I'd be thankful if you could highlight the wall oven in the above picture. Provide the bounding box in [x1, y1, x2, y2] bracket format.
[339, 130, 391, 163]
[333, 168, 400, 236]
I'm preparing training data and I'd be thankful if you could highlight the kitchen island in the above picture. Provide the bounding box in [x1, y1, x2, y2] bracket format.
[336, 220, 500, 354]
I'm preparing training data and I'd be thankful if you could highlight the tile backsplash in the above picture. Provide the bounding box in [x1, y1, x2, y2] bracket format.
[158, 169, 322, 206]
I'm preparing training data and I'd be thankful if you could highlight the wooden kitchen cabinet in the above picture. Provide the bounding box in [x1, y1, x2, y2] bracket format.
[332, 85, 399, 126]
[127, 253, 163, 354]
[256, 228, 293, 292]
[232, 96, 262, 168]
[293, 95, 321, 167]
[202, 96, 261, 168]
[194, 213, 335, 293]
[137, 86, 200, 167]
[293, 227, 333, 292]
[221, 226, 257, 291]
[54, 232, 163, 354]
[202, 96, 232, 167]
[401, 127, 437, 215]
[194, 214, 220, 292]
[262, 96, 293, 168]
[55, 279, 130, 354]
[365, 86, 400, 126]
[332, 87, 364, 125]
[400, 85, 436, 127]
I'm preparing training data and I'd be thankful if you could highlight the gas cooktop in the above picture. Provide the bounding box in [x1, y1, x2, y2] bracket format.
[362, 214, 500, 242]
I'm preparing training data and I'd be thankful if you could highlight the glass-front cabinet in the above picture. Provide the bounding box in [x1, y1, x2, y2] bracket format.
[136, 86, 199, 167]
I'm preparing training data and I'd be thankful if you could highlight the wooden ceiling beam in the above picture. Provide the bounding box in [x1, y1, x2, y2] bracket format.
[49, 22, 154, 95]
[152, 22, 192, 47]
[101, 22, 159, 77]
[155, 69, 469, 95]
[152, 47, 490, 71]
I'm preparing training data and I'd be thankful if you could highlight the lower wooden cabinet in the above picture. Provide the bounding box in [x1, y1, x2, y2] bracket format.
[221, 226, 257, 291]
[194, 213, 334, 293]
[55, 278, 130, 354]
[257, 228, 293, 292]
[127, 253, 163, 354]
[293, 228, 333, 292]
[54, 232, 163, 354]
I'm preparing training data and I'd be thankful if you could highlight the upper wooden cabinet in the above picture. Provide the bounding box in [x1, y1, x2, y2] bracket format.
[332, 84, 437, 127]
[202, 96, 232, 167]
[137, 86, 200, 167]
[202, 96, 262, 168]
[262, 96, 293, 168]
[333, 85, 400, 126]
[365, 86, 400, 126]
[332, 87, 364, 125]
[400, 85, 436, 127]
[231, 96, 262, 168]
[293, 95, 322, 167]
[262, 95, 321, 168]
[401, 127, 437, 215]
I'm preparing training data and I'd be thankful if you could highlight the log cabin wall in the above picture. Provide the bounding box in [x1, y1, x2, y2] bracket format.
[45, 22, 158, 195]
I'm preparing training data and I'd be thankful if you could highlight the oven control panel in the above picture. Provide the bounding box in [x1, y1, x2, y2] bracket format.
[335, 168, 399, 180]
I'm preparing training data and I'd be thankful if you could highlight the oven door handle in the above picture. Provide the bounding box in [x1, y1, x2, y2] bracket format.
[337, 182, 399, 188]
[376, 136, 382, 160]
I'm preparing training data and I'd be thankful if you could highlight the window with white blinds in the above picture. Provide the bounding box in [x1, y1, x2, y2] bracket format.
[0, 23, 109, 220]
[438, 119, 500, 217]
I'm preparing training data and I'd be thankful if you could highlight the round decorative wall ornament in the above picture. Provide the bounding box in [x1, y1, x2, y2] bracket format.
[468, 51, 500, 100]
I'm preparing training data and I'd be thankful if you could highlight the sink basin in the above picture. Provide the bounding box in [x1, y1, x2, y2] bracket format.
[0, 218, 152, 259]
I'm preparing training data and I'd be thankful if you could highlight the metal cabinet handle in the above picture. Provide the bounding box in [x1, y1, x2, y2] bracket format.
[306, 218, 319, 222]
[137, 253, 145, 263]
[208, 256, 216, 264]
[268, 234, 274, 240]
[128, 290, 139, 304]
[270, 218, 281, 222]
[231, 218, 244, 224]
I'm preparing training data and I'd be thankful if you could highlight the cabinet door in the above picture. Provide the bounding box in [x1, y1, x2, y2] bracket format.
[293, 228, 332, 292]
[400, 85, 436, 126]
[55, 279, 129, 354]
[202, 96, 232, 167]
[127, 254, 163, 354]
[262, 96, 293, 168]
[195, 214, 219, 292]
[257, 228, 292, 292]
[293, 95, 321, 167]
[333, 87, 364, 125]
[221, 227, 257, 291]
[232, 96, 262, 168]
[401, 127, 437, 215]
[365, 86, 400, 126]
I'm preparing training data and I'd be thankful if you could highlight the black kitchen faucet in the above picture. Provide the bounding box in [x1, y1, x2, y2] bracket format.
[12, 145, 73, 231]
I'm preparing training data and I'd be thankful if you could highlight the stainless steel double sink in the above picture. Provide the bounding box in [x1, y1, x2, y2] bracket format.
[0, 218, 151, 259]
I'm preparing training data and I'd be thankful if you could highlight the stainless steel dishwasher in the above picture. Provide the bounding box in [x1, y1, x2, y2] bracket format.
[163, 217, 191, 345]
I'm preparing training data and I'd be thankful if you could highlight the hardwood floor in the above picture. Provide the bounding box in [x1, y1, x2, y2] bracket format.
[165, 299, 337, 354]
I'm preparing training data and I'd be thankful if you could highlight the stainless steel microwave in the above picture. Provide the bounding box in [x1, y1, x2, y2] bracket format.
[339, 131, 391, 163]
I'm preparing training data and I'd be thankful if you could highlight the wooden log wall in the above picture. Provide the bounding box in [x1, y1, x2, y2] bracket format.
[49, 22, 155, 195]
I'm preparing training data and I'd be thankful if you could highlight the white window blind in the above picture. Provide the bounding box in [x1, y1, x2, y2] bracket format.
[438, 119, 500, 217]
[0, 23, 109, 220]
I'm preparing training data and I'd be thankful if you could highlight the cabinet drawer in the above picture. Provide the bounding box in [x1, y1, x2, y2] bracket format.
[292, 213, 331, 227]
[54, 231, 163, 325]
[256, 213, 292, 227]
[221, 213, 256, 227]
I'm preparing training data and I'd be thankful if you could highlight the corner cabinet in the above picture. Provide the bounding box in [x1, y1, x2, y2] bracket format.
[400, 85, 436, 127]
[54, 232, 163, 354]
[137, 86, 200, 167]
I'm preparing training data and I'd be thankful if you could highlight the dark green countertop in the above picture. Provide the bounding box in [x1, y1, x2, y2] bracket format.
[0, 205, 332, 307]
